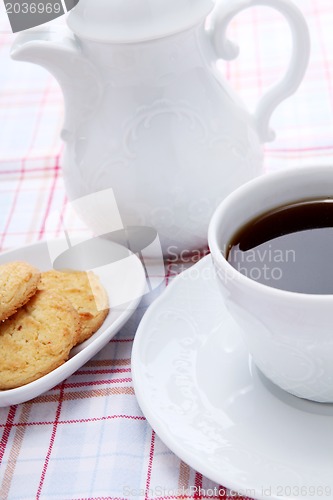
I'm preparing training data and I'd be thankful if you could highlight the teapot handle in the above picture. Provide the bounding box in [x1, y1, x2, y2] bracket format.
[209, 0, 310, 142]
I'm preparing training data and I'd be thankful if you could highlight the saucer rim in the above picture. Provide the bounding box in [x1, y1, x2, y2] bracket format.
[132, 255, 332, 500]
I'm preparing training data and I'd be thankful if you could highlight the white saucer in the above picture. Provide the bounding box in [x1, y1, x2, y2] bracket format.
[0, 237, 146, 407]
[132, 256, 333, 500]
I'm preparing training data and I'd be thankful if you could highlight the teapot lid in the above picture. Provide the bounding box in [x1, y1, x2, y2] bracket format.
[67, 0, 214, 43]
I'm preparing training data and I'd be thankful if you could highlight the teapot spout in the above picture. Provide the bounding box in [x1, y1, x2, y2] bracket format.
[11, 30, 101, 141]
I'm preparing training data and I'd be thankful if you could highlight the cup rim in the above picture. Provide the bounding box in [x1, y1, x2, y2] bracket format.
[208, 165, 333, 303]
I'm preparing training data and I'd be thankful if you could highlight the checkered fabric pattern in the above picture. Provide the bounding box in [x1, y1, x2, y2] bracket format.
[0, 1, 332, 499]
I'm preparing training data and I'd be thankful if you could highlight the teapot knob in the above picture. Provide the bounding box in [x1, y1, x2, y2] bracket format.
[208, 0, 310, 143]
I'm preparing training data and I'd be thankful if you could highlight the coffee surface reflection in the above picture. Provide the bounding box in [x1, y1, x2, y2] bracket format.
[227, 198, 333, 294]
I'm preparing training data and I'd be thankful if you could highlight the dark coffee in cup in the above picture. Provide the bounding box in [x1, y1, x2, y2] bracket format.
[227, 198, 333, 294]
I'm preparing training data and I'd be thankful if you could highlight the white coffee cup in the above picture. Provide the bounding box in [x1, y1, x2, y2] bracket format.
[208, 165, 333, 403]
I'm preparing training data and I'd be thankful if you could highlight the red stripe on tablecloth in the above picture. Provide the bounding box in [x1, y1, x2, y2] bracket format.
[145, 429, 156, 500]
[0, 159, 25, 250]
[215, 487, 254, 500]
[70, 496, 253, 500]
[194, 472, 203, 499]
[178, 460, 190, 493]
[0, 407, 17, 466]
[0, 88, 60, 96]
[265, 145, 333, 153]
[0, 165, 60, 176]
[74, 368, 132, 376]
[165, 263, 172, 286]
[70, 497, 253, 500]
[71, 497, 128, 500]
[139, 497, 228, 500]
[0, 405, 33, 499]
[62, 377, 132, 389]
[0, 162, 61, 175]
[0, 98, 62, 107]
[313, 1, 333, 108]
[55, 414, 146, 425]
[38, 155, 60, 239]
[0, 229, 89, 236]
[36, 382, 65, 499]
[0, 414, 146, 428]
[0, 187, 56, 195]
[217, 486, 225, 499]
[147, 497, 249, 500]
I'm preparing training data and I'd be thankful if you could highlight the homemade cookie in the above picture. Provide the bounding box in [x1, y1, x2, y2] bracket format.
[39, 270, 109, 344]
[0, 261, 41, 321]
[0, 290, 81, 390]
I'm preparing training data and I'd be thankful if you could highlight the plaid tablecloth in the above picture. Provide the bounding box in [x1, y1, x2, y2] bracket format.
[0, 1, 333, 499]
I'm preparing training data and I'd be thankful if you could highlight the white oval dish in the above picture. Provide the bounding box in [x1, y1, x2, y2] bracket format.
[0, 237, 146, 407]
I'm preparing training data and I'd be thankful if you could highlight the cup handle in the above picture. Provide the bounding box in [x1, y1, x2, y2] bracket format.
[209, 0, 310, 143]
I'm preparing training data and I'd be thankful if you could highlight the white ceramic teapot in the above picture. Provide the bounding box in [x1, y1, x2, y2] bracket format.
[11, 0, 310, 256]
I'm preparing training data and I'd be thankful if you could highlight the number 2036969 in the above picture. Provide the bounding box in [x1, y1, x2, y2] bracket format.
[5, 3, 62, 14]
